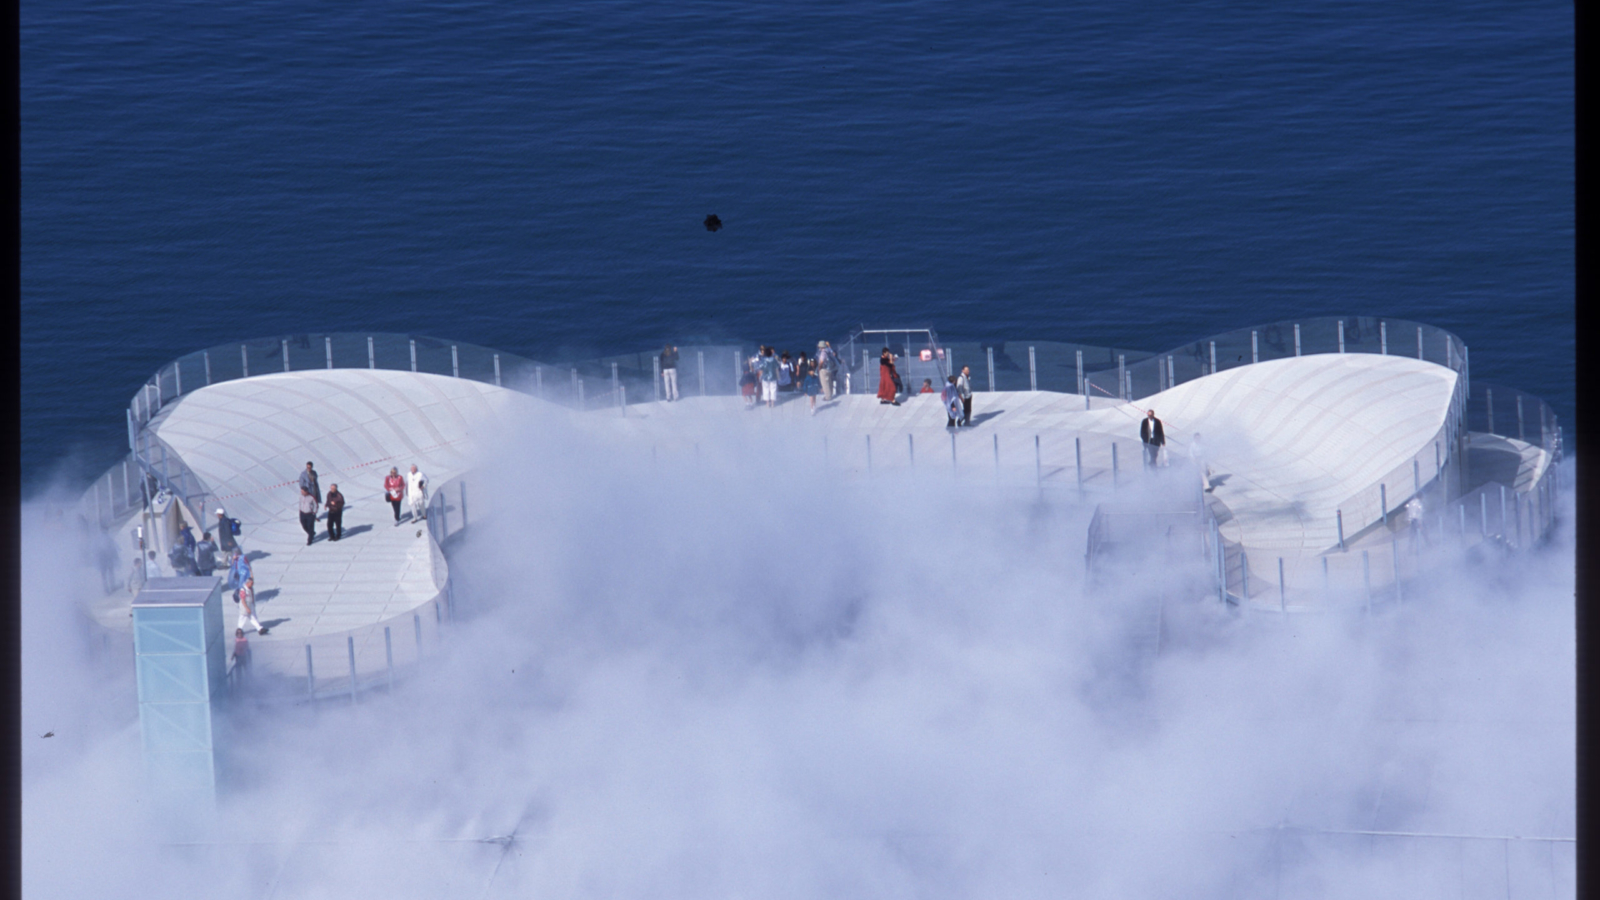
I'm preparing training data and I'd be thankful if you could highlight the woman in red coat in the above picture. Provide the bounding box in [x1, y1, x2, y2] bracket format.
[383, 467, 406, 526]
[877, 348, 901, 405]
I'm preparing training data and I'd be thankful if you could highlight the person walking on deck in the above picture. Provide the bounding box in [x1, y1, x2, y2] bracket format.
[236, 576, 266, 635]
[757, 347, 780, 408]
[299, 461, 322, 508]
[941, 376, 963, 427]
[877, 349, 901, 405]
[802, 362, 821, 414]
[231, 629, 251, 682]
[957, 366, 973, 425]
[194, 532, 218, 577]
[298, 488, 319, 545]
[660, 345, 680, 402]
[226, 547, 252, 593]
[215, 508, 239, 554]
[777, 351, 795, 393]
[816, 341, 838, 401]
[1140, 410, 1166, 468]
[384, 467, 405, 525]
[406, 464, 429, 522]
[325, 483, 346, 541]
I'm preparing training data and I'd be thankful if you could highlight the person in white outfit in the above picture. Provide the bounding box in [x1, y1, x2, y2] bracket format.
[406, 464, 429, 522]
[660, 345, 680, 402]
[236, 576, 266, 635]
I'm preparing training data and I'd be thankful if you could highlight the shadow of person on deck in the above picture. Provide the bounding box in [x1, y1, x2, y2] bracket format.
[255, 588, 280, 602]
[339, 524, 374, 540]
[258, 618, 291, 631]
[245, 550, 271, 562]
[964, 410, 1005, 426]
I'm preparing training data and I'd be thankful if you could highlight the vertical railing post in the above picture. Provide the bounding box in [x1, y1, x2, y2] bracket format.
[1251, 330, 1259, 364]
[1380, 484, 1388, 526]
[865, 434, 872, 474]
[619, 384, 627, 415]
[1337, 509, 1345, 550]
[282, 339, 290, 372]
[1117, 354, 1126, 400]
[241, 344, 250, 377]
[986, 346, 996, 392]
[325, 336, 334, 369]
[1337, 320, 1345, 353]
[1413, 459, 1420, 495]
[1416, 326, 1424, 361]
[1166, 355, 1175, 389]
[1028, 347, 1037, 391]
[1277, 557, 1285, 612]
[414, 612, 423, 656]
[305, 645, 315, 697]
[1480, 493, 1488, 536]
[493, 354, 502, 386]
[1208, 341, 1216, 373]
[950, 431, 957, 470]
[610, 362, 619, 398]
[1075, 349, 1084, 395]
[409, 339, 418, 372]
[368, 336, 376, 369]
[535, 366, 543, 398]
[993, 433, 1000, 482]
[1485, 388, 1495, 436]
[1293, 324, 1301, 356]
[203, 350, 212, 386]
[699, 351, 708, 397]
[653, 355, 661, 400]
[1074, 437, 1083, 498]
[451, 345, 460, 378]
[1240, 551, 1249, 600]
[1110, 442, 1118, 488]
[908, 434, 914, 468]
[1516, 395, 1525, 442]
[384, 626, 394, 691]
[1361, 550, 1371, 612]
[347, 636, 358, 704]
[174, 361, 182, 396]
[1034, 435, 1041, 490]
[1379, 321, 1387, 355]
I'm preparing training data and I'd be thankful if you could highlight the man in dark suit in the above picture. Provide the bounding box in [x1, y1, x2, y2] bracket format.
[1139, 410, 1166, 468]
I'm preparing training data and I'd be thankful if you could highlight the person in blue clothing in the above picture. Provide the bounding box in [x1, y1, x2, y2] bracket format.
[803, 362, 821, 414]
[940, 375, 963, 427]
[757, 346, 780, 408]
[226, 548, 252, 593]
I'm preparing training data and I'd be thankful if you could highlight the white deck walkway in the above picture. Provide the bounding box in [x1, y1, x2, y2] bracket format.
[602, 353, 1459, 570]
[99, 370, 531, 668]
[98, 352, 1461, 656]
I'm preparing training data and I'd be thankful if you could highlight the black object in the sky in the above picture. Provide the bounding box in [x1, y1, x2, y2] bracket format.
[704, 214, 722, 232]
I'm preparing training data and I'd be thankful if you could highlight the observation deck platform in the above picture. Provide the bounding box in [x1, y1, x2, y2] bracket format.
[92, 369, 531, 677]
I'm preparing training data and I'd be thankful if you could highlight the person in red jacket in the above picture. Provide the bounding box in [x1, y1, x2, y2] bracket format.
[384, 467, 405, 526]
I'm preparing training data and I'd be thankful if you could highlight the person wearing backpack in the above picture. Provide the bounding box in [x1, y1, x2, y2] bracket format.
[226, 548, 252, 593]
[215, 508, 240, 553]
[236, 576, 265, 636]
[816, 341, 838, 401]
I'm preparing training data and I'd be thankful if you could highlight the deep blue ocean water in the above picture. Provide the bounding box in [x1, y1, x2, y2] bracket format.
[20, 0, 1572, 489]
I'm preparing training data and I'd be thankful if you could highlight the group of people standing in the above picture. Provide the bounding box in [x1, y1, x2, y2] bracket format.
[729, 341, 844, 414]
[884, 349, 975, 426]
[290, 460, 430, 546]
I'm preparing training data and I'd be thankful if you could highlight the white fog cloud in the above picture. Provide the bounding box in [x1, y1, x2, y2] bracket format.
[21, 405, 1575, 898]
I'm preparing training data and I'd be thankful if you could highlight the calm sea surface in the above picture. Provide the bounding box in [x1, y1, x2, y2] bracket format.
[21, 0, 1573, 488]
